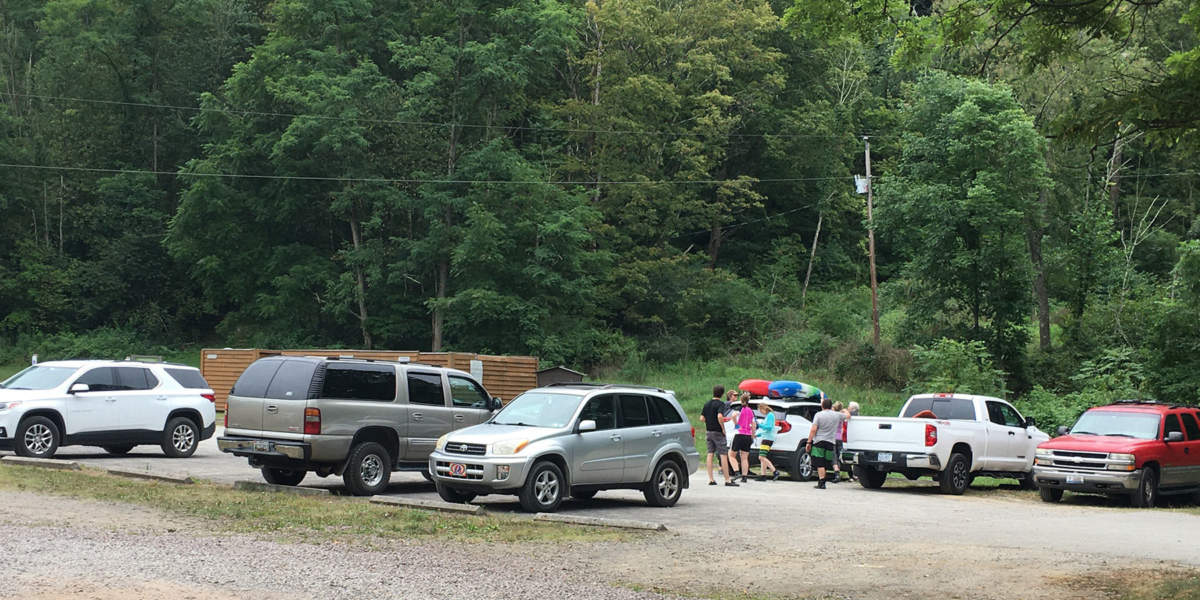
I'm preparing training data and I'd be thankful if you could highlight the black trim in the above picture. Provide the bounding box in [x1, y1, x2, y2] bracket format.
[0, 439, 12, 451]
[63, 429, 166, 445]
[200, 422, 216, 441]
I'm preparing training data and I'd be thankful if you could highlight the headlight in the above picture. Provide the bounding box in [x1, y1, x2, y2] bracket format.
[491, 439, 530, 455]
[1035, 449, 1053, 459]
[1108, 453, 1135, 463]
[435, 434, 449, 451]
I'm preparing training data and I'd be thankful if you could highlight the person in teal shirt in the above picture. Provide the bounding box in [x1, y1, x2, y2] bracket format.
[754, 402, 780, 481]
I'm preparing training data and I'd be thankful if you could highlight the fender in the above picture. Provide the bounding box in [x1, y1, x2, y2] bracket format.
[641, 442, 690, 487]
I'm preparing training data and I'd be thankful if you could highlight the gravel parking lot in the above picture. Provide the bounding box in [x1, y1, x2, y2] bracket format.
[4, 432, 1200, 599]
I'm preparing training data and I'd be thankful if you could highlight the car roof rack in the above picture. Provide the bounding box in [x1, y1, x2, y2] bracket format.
[545, 382, 667, 393]
[1113, 399, 1165, 405]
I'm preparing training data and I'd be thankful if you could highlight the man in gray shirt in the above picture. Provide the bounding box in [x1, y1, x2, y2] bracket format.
[806, 397, 848, 489]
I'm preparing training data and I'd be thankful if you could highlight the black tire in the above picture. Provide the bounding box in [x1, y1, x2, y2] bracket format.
[855, 466, 886, 489]
[435, 481, 477, 504]
[343, 442, 392, 496]
[572, 489, 597, 500]
[161, 417, 199, 458]
[15, 416, 60, 458]
[261, 467, 307, 486]
[939, 453, 970, 495]
[1039, 486, 1063, 503]
[643, 459, 684, 508]
[1019, 472, 1038, 491]
[519, 461, 565, 513]
[420, 469, 434, 482]
[102, 444, 135, 456]
[1131, 466, 1159, 508]
[791, 452, 814, 482]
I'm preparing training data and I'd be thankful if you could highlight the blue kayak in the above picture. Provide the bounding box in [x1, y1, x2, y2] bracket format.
[768, 380, 823, 399]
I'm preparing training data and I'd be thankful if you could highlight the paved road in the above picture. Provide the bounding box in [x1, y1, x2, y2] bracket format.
[14, 430, 1200, 569]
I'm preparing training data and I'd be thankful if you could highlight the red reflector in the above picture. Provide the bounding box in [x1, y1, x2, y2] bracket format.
[691, 426, 696, 439]
[925, 423, 938, 447]
[202, 393, 216, 403]
[224, 410, 228, 428]
[304, 407, 321, 435]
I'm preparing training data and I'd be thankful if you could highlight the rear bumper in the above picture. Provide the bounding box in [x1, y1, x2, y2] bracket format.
[1033, 465, 1141, 493]
[200, 423, 216, 441]
[842, 449, 941, 470]
[218, 436, 310, 461]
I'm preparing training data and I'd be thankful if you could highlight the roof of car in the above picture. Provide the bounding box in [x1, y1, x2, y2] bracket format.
[35, 359, 197, 369]
[537, 382, 671, 395]
[258, 355, 473, 376]
[1090, 400, 1196, 413]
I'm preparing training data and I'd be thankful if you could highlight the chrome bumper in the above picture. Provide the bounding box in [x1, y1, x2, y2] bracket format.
[1033, 465, 1142, 492]
[842, 450, 940, 469]
[218, 436, 309, 461]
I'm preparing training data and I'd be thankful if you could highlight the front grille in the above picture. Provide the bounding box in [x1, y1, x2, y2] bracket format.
[1053, 450, 1106, 459]
[1047, 450, 1109, 470]
[443, 442, 486, 456]
[435, 461, 484, 480]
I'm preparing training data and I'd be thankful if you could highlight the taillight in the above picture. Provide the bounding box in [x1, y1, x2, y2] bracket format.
[691, 426, 696, 439]
[925, 423, 937, 447]
[202, 393, 215, 403]
[304, 407, 321, 435]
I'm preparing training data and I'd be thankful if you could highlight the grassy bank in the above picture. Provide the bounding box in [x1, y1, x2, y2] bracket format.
[0, 464, 625, 544]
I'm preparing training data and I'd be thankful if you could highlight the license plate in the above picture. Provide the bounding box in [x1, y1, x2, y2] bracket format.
[448, 462, 467, 477]
[254, 440, 271, 452]
[877, 452, 892, 463]
[1066, 475, 1083, 484]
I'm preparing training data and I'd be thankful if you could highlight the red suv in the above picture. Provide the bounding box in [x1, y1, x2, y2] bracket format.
[1032, 401, 1200, 508]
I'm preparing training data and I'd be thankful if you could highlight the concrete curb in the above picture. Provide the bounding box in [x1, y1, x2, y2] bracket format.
[233, 480, 330, 496]
[533, 513, 668, 531]
[0, 456, 82, 470]
[105, 468, 194, 484]
[369, 496, 486, 515]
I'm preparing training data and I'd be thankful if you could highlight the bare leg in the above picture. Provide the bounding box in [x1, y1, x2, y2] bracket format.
[706, 453, 715, 483]
[740, 451, 750, 477]
[760, 456, 776, 475]
[719, 453, 732, 482]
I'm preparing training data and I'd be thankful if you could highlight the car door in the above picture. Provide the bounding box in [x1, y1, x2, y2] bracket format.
[447, 375, 493, 426]
[618, 394, 656, 482]
[260, 359, 318, 438]
[1181, 412, 1200, 485]
[225, 358, 283, 435]
[67, 367, 121, 436]
[114, 367, 163, 432]
[1160, 413, 1190, 487]
[572, 394, 623, 484]
[402, 369, 453, 459]
[984, 401, 1025, 470]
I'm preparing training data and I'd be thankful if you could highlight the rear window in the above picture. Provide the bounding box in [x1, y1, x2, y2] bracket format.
[264, 360, 318, 400]
[321, 364, 396, 402]
[903, 397, 977, 421]
[165, 368, 210, 390]
[647, 395, 684, 424]
[232, 359, 283, 398]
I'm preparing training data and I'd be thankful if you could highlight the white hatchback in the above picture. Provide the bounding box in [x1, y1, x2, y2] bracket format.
[0, 360, 217, 458]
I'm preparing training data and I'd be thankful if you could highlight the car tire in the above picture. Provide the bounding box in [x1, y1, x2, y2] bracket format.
[102, 445, 135, 456]
[161, 417, 199, 458]
[1039, 486, 1063, 503]
[1019, 472, 1038, 491]
[435, 481, 477, 504]
[855, 466, 886, 489]
[261, 467, 306, 486]
[572, 489, 597, 500]
[343, 442, 391, 496]
[791, 452, 813, 481]
[15, 416, 60, 458]
[939, 453, 970, 495]
[420, 469, 433, 482]
[1131, 466, 1159, 508]
[519, 461, 565, 513]
[643, 459, 683, 508]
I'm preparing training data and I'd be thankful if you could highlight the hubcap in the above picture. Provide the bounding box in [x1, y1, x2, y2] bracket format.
[952, 461, 967, 489]
[24, 424, 53, 454]
[657, 466, 679, 499]
[800, 454, 813, 477]
[360, 454, 383, 487]
[172, 424, 195, 452]
[534, 469, 559, 505]
[1143, 472, 1156, 505]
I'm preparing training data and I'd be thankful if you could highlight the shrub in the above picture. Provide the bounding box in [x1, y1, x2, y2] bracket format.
[828, 338, 911, 390]
[907, 338, 1007, 397]
[0, 328, 170, 364]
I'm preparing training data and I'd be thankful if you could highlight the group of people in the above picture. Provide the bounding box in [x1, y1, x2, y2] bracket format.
[699, 385, 859, 489]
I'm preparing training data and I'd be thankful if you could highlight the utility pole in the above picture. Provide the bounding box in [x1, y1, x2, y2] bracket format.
[865, 136, 881, 348]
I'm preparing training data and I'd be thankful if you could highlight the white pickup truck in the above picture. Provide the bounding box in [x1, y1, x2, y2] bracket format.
[840, 393, 1048, 494]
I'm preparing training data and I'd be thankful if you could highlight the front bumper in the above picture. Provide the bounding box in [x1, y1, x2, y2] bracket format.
[218, 436, 310, 461]
[1033, 465, 1141, 493]
[428, 450, 531, 492]
[842, 449, 941, 470]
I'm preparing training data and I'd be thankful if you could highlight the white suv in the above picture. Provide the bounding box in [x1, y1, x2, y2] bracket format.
[0, 360, 217, 459]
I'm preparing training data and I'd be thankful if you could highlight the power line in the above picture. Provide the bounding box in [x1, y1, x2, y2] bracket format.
[1, 91, 885, 140]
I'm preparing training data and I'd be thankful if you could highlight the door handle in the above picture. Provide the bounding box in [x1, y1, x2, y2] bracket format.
[156, 396, 168, 401]
[106, 397, 117, 403]
[454, 415, 464, 422]
[652, 430, 663, 437]
[610, 435, 622, 442]
[1007, 431, 1015, 436]
[412, 413, 423, 420]
[265, 405, 278, 413]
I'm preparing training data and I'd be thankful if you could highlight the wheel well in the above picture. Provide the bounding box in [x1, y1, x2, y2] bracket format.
[951, 443, 973, 465]
[351, 427, 400, 465]
[534, 453, 570, 488]
[659, 452, 689, 487]
[1142, 461, 1159, 474]
[20, 410, 65, 435]
[166, 409, 202, 430]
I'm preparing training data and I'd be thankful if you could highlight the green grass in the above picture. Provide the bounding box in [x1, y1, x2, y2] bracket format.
[1058, 570, 1200, 600]
[0, 464, 627, 544]
[0, 363, 23, 380]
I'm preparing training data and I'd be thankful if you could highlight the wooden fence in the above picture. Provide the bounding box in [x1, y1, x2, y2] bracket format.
[200, 348, 539, 411]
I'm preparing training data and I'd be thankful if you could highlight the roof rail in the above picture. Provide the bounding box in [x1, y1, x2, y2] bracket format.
[545, 382, 667, 393]
[1114, 399, 1164, 405]
[124, 355, 164, 363]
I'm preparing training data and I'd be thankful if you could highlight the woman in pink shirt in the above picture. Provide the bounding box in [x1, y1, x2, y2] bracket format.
[730, 392, 756, 483]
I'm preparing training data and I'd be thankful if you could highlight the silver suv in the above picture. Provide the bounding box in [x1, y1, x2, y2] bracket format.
[218, 356, 501, 495]
[428, 383, 700, 512]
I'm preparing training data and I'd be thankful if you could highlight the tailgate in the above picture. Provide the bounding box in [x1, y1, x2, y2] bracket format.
[225, 393, 264, 434]
[845, 417, 930, 453]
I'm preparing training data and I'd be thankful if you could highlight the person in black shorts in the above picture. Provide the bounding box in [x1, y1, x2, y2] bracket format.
[700, 385, 738, 486]
[806, 397, 848, 489]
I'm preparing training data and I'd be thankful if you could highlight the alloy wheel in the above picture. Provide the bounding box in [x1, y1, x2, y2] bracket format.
[24, 424, 53, 454]
[171, 424, 195, 452]
[656, 465, 680, 500]
[534, 469, 559, 505]
[360, 454, 384, 487]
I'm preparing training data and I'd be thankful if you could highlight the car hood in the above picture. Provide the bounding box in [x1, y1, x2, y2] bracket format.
[443, 423, 563, 445]
[0, 388, 54, 402]
[1039, 435, 1158, 454]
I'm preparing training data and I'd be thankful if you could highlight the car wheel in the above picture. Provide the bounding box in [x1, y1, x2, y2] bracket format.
[420, 469, 434, 482]
[939, 453, 970, 495]
[102, 445, 135, 456]
[261, 467, 306, 486]
[1039, 486, 1063, 503]
[1019, 472, 1038, 491]
[791, 452, 813, 481]
[435, 481, 477, 504]
[1131, 466, 1159, 508]
[343, 442, 392, 496]
[16, 416, 60, 458]
[643, 459, 683, 507]
[161, 417, 199, 458]
[855, 466, 886, 489]
[519, 461, 564, 513]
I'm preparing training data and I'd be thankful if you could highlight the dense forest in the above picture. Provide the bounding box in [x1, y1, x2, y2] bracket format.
[2, 0, 1200, 410]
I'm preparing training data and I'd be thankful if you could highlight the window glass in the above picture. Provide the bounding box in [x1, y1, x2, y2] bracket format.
[233, 360, 283, 398]
[492, 392, 582, 428]
[987, 402, 1023, 427]
[1164, 414, 1183, 439]
[74, 368, 117, 392]
[903, 397, 976, 421]
[2, 366, 77, 390]
[322, 365, 396, 402]
[619, 395, 650, 428]
[1181, 412, 1200, 441]
[448, 376, 489, 408]
[165, 368, 209, 389]
[647, 395, 683, 424]
[1070, 411, 1160, 440]
[264, 360, 317, 400]
[577, 395, 616, 430]
[407, 372, 445, 406]
[116, 367, 156, 391]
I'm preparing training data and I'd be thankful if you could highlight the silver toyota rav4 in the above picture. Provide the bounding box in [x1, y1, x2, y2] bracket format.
[428, 383, 700, 512]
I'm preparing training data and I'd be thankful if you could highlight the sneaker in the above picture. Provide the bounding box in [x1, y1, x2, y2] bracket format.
[815, 482, 826, 489]
[741, 476, 749, 483]
[708, 481, 718, 486]
[756, 475, 767, 482]
[725, 481, 740, 487]
[771, 471, 781, 481]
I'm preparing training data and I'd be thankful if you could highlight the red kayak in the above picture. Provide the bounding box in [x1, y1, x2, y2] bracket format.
[738, 379, 771, 397]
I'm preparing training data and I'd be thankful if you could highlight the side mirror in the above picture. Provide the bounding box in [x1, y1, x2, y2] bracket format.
[578, 419, 597, 433]
[68, 383, 90, 394]
[1166, 431, 1184, 443]
[1025, 416, 1037, 428]
[489, 397, 503, 411]
[1056, 425, 1069, 436]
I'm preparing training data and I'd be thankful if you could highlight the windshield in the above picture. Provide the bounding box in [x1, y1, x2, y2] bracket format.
[1, 366, 78, 390]
[1070, 411, 1161, 440]
[491, 392, 583, 428]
